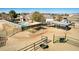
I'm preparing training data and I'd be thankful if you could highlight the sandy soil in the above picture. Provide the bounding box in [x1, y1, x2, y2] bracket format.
[0, 25, 79, 51]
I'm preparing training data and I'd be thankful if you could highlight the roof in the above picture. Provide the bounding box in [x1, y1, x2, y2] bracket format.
[19, 21, 29, 27]
[46, 19, 54, 22]
[29, 22, 42, 26]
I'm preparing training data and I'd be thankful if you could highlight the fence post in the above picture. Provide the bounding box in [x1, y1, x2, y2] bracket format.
[53, 34, 55, 43]
[45, 37, 48, 44]
[34, 43, 36, 51]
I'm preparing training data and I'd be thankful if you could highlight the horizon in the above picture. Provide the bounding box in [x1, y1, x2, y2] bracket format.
[0, 8, 79, 14]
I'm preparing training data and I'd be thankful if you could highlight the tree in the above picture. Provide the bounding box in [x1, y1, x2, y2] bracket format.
[1, 12, 6, 14]
[0, 13, 1, 17]
[56, 15, 63, 21]
[52, 14, 63, 21]
[31, 11, 45, 22]
[9, 10, 17, 19]
[0, 12, 6, 17]
[0, 12, 8, 20]
[64, 13, 69, 16]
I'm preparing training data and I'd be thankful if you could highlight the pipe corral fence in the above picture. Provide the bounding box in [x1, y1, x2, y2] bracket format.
[0, 30, 8, 47]
[18, 36, 51, 51]
[53, 34, 79, 47]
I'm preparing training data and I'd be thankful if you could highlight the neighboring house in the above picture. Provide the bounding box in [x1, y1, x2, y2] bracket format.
[46, 18, 72, 29]
[46, 19, 54, 26]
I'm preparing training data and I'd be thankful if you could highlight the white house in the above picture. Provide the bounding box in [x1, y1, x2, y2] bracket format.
[46, 19, 54, 26]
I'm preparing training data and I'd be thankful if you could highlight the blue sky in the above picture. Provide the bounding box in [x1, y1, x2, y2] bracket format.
[0, 8, 79, 14]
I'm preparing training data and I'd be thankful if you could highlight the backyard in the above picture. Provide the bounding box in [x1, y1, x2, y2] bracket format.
[0, 24, 79, 51]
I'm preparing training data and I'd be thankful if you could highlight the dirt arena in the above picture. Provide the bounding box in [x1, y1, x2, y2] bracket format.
[0, 23, 79, 51]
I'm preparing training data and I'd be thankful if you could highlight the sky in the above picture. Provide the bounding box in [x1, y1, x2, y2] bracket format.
[0, 8, 79, 14]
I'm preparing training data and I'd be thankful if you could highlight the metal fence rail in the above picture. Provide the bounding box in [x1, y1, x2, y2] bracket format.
[18, 37, 51, 51]
[67, 36, 79, 47]
[53, 34, 79, 47]
[67, 36, 79, 42]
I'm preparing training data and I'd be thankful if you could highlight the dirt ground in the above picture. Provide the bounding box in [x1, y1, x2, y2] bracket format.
[0, 25, 79, 51]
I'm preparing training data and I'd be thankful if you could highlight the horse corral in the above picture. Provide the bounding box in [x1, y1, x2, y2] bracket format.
[0, 14, 79, 51]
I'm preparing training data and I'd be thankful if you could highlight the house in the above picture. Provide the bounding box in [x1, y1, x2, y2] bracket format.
[46, 19, 54, 26]
[46, 18, 72, 29]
